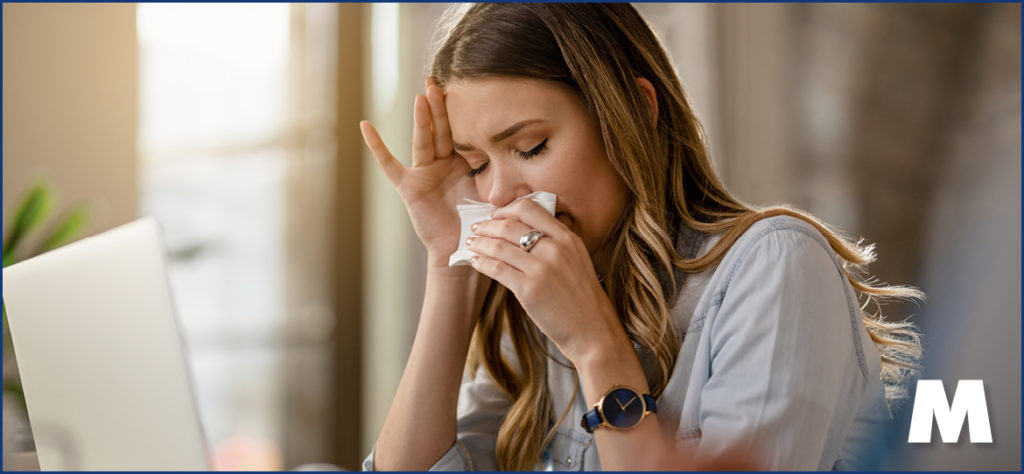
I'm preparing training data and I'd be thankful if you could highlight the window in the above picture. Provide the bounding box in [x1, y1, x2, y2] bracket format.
[137, 4, 338, 468]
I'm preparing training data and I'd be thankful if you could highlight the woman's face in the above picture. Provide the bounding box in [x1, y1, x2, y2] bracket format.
[444, 76, 631, 257]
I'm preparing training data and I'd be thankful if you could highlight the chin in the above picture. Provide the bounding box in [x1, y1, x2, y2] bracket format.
[556, 211, 579, 236]
[558, 211, 600, 253]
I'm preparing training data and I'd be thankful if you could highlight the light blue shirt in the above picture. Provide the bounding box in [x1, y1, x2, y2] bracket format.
[364, 215, 894, 470]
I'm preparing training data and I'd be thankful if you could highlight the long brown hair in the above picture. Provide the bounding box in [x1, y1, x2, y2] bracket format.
[431, 4, 922, 470]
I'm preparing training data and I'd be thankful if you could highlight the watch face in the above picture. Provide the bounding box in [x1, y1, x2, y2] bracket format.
[601, 387, 644, 429]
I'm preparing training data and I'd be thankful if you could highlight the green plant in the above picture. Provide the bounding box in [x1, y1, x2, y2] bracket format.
[2, 181, 89, 409]
[3, 182, 89, 267]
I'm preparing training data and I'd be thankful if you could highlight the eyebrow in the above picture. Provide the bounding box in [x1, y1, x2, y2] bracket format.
[452, 119, 546, 152]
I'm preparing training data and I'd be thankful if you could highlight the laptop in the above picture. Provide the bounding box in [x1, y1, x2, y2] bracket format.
[3, 217, 210, 470]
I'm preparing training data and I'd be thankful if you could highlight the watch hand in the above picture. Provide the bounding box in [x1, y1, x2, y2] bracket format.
[614, 396, 625, 410]
[622, 396, 637, 409]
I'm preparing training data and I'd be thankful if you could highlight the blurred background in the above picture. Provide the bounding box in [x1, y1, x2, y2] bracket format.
[2, 3, 1019, 471]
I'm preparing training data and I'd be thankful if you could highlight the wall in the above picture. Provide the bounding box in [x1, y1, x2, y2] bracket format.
[640, 3, 1021, 469]
[360, 2, 452, 459]
[3, 4, 139, 240]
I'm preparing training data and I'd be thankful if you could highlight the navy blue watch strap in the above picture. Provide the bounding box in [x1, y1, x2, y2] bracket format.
[644, 393, 657, 413]
[581, 407, 603, 433]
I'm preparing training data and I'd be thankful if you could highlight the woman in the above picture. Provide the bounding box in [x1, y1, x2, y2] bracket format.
[359, 4, 921, 471]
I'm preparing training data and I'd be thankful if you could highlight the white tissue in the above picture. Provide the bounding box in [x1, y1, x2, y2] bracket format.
[449, 191, 557, 267]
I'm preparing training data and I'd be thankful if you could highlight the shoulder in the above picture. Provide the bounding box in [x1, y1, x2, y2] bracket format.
[715, 214, 842, 289]
[673, 214, 848, 330]
[733, 213, 835, 259]
[702, 214, 867, 368]
[698, 213, 862, 338]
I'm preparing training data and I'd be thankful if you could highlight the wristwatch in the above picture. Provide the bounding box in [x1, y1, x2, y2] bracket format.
[580, 385, 657, 433]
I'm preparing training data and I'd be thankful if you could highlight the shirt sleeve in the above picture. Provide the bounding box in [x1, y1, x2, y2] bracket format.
[694, 224, 868, 469]
[362, 363, 511, 471]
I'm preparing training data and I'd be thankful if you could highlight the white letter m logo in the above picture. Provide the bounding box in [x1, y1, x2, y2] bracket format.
[908, 379, 992, 443]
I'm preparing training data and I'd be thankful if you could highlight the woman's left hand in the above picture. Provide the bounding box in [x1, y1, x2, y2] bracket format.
[466, 198, 623, 363]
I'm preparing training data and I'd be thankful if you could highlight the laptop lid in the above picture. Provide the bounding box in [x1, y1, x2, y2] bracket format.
[3, 217, 209, 470]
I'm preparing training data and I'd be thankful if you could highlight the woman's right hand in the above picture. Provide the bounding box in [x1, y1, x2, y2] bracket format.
[360, 77, 478, 258]
[362, 82, 490, 473]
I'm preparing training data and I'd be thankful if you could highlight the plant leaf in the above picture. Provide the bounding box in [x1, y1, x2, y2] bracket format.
[35, 205, 89, 254]
[3, 183, 53, 264]
[2, 379, 26, 412]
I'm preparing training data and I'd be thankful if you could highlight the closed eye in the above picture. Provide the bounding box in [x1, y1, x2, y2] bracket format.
[467, 161, 489, 178]
[467, 138, 548, 178]
[516, 138, 548, 159]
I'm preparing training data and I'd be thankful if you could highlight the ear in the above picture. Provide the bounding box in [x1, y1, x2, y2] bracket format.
[635, 77, 658, 125]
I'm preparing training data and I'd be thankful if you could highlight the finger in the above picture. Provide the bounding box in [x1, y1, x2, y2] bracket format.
[491, 198, 567, 240]
[411, 94, 435, 168]
[469, 253, 523, 294]
[471, 218, 533, 249]
[425, 77, 453, 158]
[466, 236, 536, 273]
[359, 120, 405, 187]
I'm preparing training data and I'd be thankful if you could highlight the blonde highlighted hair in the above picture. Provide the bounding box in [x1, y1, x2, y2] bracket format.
[431, 4, 922, 470]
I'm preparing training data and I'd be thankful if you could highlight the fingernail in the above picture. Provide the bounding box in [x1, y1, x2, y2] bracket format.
[466, 237, 475, 246]
[470, 223, 479, 233]
[470, 256, 479, 265]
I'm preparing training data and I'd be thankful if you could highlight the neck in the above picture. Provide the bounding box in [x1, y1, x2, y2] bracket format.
[591, 243, 614, 283]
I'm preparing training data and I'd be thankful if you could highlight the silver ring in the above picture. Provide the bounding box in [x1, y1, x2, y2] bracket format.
[519, 229, 544, 252]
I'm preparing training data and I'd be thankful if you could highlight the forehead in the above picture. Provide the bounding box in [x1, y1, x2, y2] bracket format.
[444, 77, 583, 140]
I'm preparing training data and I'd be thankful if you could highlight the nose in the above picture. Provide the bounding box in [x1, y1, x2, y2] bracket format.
[486, 163, 530, 208]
